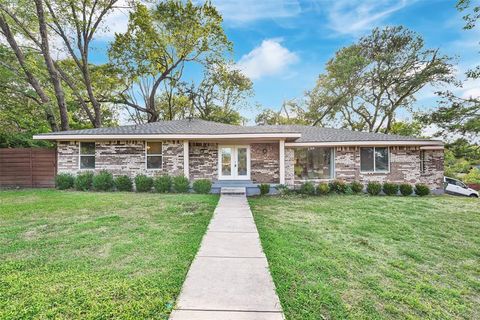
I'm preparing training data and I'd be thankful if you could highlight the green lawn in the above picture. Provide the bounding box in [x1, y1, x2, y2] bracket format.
[249, 195, 480, 320]
[0, 189, 218, 319]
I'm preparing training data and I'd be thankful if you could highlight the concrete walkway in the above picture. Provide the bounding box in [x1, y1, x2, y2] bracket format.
[170, 194, 284, 320]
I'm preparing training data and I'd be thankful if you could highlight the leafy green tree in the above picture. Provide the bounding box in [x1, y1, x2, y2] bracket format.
[385, 120, 424, 137]
[255, 100, 309, 125]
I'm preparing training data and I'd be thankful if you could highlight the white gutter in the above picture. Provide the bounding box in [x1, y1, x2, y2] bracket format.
[285, 140, 444, 147]
[33, 133, 302, 141]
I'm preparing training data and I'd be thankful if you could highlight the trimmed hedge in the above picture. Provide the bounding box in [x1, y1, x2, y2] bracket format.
[258, 183, 270, 196]
[135, 174, 153, 192]
[350, 181, 363, 194]
[366, 182, 382, 196]
[114, 175, 133, 192]
[154, 175, 172, 193]
[75, 172, 94, 191]
[329, 180, 348, 194]
[93, 170, 114, 191]
[399, 183, 413, 196]
[317, 183, 330, 195]
[382, 182, 399, 196]
[172, 175, 190, 193]
[55, 173, 75, 190]
[299, 182, 316, 195]
[192, 179, 212, 194]
[415, 184, 430, 196]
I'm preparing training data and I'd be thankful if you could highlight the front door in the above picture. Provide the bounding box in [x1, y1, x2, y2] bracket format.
[219, 145, 250, 180]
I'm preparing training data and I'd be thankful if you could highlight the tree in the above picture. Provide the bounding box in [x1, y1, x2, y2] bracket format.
[109, 0, 230, 123]
[385, 120, 423, 137]
[255, 100, 309, 125]
[307, 26, 454, 133]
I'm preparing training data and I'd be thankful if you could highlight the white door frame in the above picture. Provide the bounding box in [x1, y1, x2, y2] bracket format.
[218, 145, 251, 180]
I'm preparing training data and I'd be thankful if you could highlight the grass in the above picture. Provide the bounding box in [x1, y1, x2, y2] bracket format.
[0, 189, 218, 319]
[249, 195, 480, 320]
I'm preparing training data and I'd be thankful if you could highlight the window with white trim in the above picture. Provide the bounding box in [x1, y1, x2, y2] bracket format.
[360, 147, 389, 172]
[146, 142, 163, 169]
[80, 142, 95, 169]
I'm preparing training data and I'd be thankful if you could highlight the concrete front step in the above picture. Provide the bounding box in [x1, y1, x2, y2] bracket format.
[220, 187, 246, 195]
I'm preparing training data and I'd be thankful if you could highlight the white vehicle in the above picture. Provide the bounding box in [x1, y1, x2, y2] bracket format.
[444, 177, 479, 198]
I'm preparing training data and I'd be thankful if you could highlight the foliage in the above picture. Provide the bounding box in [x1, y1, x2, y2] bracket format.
[258, 184, 270, 196]
[172, 175, 190, 193]
[463, 168, 480, 184]
[329, 180, 348, 194]
[317, 183, 330, 195]
[114, 175, 133, 192]
[192, 179, 212, 194]
[400, 183, 413, 196]
[299, 182, 316, 195]
[275, 184, 291, 196]
[386, 120, 424, 137]
[366, 182, 382, 196]
[135, 175, 153, 192]
[55, 173, 75, 190]
[255, 101, 309, 125]
[415, 184, 430, 196]
[382, 182, 399, 196]
[350, 181, 363, 194]
[92, 170, 114, 192]
[154, 175, 172, 193]
[74, 172, 94, 191]
[444, 148, 473, 178]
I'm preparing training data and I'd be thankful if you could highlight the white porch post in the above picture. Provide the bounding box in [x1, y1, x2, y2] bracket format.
[183, 140, 189, 179]
[279, 139, 285, 184]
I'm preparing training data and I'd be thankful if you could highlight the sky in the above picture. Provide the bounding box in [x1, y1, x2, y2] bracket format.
[89, 0, 480, 124]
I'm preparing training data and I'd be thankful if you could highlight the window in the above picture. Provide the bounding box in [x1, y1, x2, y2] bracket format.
[146, 142, 162, 169]
[294, 147, 333, 179]
[80, 142, 95, 169]
[420, 150, 426, 174]
[360, 147, 389, 172]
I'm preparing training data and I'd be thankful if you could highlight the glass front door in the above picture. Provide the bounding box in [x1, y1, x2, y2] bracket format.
[219, 145, 250, 180]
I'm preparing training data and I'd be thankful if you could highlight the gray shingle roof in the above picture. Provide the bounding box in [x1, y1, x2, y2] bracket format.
[38, 119, 439, 143]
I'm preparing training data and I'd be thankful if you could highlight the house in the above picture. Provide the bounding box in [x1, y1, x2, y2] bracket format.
[33, 119, 445, 194]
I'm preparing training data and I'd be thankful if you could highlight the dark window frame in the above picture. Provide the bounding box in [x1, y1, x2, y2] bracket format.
[79, 142, 96, 169]
[293, 147, 334, 180]
[146, 141, 163, 170]
[360, 146, 390, 173]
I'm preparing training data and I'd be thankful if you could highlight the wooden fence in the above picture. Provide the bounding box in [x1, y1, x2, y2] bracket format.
[0, 148, 56, 188]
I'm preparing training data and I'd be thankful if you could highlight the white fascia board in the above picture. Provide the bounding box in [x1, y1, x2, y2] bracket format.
[33, 133, 302, 141]
[285, 140, 444, 147]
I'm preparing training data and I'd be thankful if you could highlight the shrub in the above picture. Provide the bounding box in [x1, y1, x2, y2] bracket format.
[172, 175, 190, 193]
[329, 180, 348, 194]
[154, 175, 172, 193]
[299, 181, 316, 195]
[415, 183, 430, 196]
[317, 183, 330, 195]
[350, 181, 363, 194]
[382, 182, 399, 196]
[55, 173, 75, 190]
[92, 170, 114, 191]
[115, 175, 133, 192]
[135, 174, 153, 192]
[75, 172, 94, 191]
[258, 183, 270, 196]
[399, 183, 413, 196]
[464, 168, 480, 184]
[275, 184, 291, 196]
[366, 182, 381, 196]
[193, 179, 212, 194]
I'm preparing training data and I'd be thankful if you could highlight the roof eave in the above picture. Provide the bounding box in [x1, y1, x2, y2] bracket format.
[285, 140, 444, 147]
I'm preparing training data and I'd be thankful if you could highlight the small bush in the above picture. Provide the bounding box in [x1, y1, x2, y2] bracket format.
[172, 175, 190, 193]
[193, 179, 212, 194]
[55, 173, 75, 190]
[154, 175, 172, 193]
[329, 180, 348, 194]
[299, 181, 316, 195]
[464, 168, 480, 184]
[135, 174, 153, 192]
[317, 183, 330, 195]
[75, 172, 94, 191]
[350, 181, 363, 194]
[383, 182, 399, 196]
[92, 170, 114, 191]
[366, 182, 382, 196]
[258, 184, 270, 196]
[276, 184, 291, 195]
[415, 184, 430, 196]
[399, 183, 413, 196]
[115, 175, 133, 192]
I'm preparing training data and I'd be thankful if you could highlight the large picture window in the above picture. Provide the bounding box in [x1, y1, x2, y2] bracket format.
[80, 142, 95, 169]
[360, 147, 389, 172]
[146, 142, 163, 169]
[294, 147, 333, 179]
